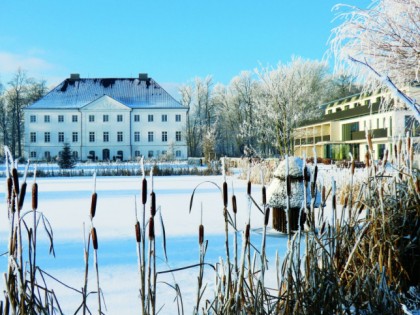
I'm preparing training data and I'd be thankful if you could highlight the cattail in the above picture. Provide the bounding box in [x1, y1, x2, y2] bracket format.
[247, 181, 251, 195]
[223, 182, 228, 207]
[286, 175, 292, 197]
[310, 182, 315, 198]
[367, 132, 373, 151]
[7, 177, 13, 203]
[91, 227, 98, 250]
[398, 138, 402, 156]
[232, 195, 237, 214]
[264, 208, 270, 226]
[365, 151, 370, 168]
[142, 178, 147, 205]
[383, 149, 388, 167]
[135, 221, 141, 243]
[245, 223, 250, 242]
[351, 159, 355, 175]
[199, 224, 204, 245]
[407, 134, 411, 153]
[18, 182, 27, 211]
[262, 186, 266, 205]
[415, 178, 419, 193]
[150, 192, 156, 216]
[358, 204, 365, 214]
[32, 182, 38, 210]
[12, 168, 19, 195]
[148, 217, 155, 240]
[321, 186, 326, 204]
[320, 221, 326, 235]
[90, 192, 97, 218]
[343, 195, 349, 208]
[313, 165, 318, 183]
[303, 165, 309, 183]
[332, 195, 336, 210]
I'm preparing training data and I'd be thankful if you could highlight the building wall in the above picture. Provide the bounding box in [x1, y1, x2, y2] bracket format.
[24, 106, 188, 161]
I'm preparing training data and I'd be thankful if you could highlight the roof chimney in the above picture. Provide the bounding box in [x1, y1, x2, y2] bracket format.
[70, 73, 80, 80]
[139, 73, 148, 81]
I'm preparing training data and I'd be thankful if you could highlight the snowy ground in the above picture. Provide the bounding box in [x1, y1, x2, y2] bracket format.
[0, 174, 288, 314]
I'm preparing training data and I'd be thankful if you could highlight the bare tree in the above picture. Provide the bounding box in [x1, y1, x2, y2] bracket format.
[329, 0, 420, 88]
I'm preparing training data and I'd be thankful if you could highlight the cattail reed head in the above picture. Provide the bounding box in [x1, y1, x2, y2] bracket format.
[12, 168, 19, 195]
[7, 177, 13, 203]
[286, 175, 292, 197]
[415, 178, 420, 194]
[150, 192, 156, 216]
[32, 183, 38, 210]
[245, 223, 250, 242]
[135, 221, 141, 243]
[313, 165, 318, 183]
[332, 195, 336, 210]
[148, 217, 155, 240]
[264, 208, 270, 226]
[223, 182, 228, 207]
[398, 138, 402, 155]
[91, 227, 98, 250]
[351, 159, 355, 175]
[358, 203, 365, 214]
[367, 133, 373, 151]
[90, 192, 97, 218]
[407, 134, 411, 153]
[199, 224, 204, 245]
[142, 178, 147, 205]
[232, 195, 237, 214]
[321, 186, 326, 204]
[18, 182, 27, 211]
[320, 221, 326, 235]
[247, 180, 251, 195]
[303, 165, 309, 182]
[365, 151, 370, 168]
[343, 195, 349, 208]
[310, 182, 316, 198]
[262, 186, 266, 205]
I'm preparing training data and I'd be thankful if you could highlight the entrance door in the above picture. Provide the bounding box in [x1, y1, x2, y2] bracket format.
[102, 149, 110, 161]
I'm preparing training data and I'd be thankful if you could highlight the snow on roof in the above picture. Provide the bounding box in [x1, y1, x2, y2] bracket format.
[27, 77, 185, 110]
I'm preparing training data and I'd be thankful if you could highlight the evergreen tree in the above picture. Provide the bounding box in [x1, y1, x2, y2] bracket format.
[57, 143, 76, 169]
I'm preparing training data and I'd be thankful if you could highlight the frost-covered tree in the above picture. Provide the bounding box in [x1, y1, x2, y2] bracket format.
[255, 57, 329, 156]
[180, 76, 215, 157]
[329, 0, 420, 121]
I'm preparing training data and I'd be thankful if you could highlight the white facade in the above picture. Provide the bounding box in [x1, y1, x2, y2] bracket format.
[24, 75, 188, 161]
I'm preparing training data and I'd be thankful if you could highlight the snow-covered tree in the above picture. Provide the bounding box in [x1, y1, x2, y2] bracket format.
[255, 57, 329, 156]
[57, 143, 76, 169]
[330, 0, 420, 87]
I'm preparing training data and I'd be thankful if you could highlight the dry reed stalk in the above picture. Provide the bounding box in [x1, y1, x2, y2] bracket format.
[91, 227, 102, 315]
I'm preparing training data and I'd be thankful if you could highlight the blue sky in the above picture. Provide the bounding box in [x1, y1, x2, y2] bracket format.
[0, 0, 369, 94]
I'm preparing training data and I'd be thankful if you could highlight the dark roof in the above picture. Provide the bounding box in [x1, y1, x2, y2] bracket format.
[27, 77, 184, 110]
[297, 102, 381, 127]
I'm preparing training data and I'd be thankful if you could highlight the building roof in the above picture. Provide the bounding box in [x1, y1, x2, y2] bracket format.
[27, 75, 185, 110]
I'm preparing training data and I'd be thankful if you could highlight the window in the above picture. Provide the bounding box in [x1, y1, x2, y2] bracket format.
[30, 132, 36, 143]
[72, 151, 78, 159]
[134, 131, 140, 142]
[148, 131, 154, 142]
[162, 150, 167, 156]
[176, 150, 181, 158]
[103, 115, 109, 122]
[176, 114, 181, 122]
[117, 115, 123, 122]
[58, 115, 64, 122]
[134, 114, 140, 122]
[44, 151, 51, 160]
[30, 151, 37, 158]
[344, 105, 350, 110]
[117, 131, 123, 142]
[30, 115, 36, 123]
[72, 132, 78, 143]
[148, 150, 154, 158]
[89, 115, 95, 122]
[162, 131, 168, 142]
[134, 150, 141, 157]
[44, 115, 50, 123]
[327, 110, 332, 114]
[176, 131, 182, 142]
[103, 132, 109, 142]
[58, 132, 64, 142]
[72, 115, 78, 122]
[89, 132, 95, 142]
[148, 114, 154, 122]
[44, 132, 50, 143]
[161, 114, 167, 122]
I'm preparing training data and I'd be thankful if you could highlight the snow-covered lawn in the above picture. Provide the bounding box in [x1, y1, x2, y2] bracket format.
[0, 174, 288, 314]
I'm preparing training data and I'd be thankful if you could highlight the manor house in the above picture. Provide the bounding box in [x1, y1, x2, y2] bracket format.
[24, 74, 188, 161]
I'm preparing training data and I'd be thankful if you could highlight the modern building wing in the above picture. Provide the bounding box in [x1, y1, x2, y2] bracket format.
[24, 74, 188, 161]
[294, 84, 420, 161]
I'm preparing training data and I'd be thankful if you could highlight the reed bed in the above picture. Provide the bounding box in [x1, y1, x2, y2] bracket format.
[0, 137, 419, 314]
